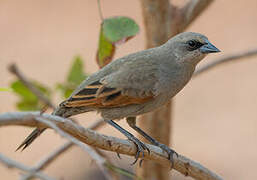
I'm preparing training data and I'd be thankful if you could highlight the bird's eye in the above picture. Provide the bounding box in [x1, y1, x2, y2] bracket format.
[188, 40, 196, 47]
[187, 40, 203, 51]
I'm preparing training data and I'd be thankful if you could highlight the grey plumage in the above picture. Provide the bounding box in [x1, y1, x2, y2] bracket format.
[17, 32, 220, 162]
[57, 32, 216, 119]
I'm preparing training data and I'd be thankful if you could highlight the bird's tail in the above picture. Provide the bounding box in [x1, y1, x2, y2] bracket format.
[16, 107, 66, 151]
[16, 127, 46, 151]
[16, 105, 92, 151]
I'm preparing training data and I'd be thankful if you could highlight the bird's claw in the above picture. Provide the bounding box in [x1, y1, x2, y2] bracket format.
[116, 152, 122, 159]
[159, 144, 178, 168]
[128, 136, 150, 165]
[139, 159, 144, 167]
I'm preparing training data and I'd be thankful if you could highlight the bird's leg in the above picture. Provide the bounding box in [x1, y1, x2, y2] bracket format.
[104, 119, 150, 165]
[126, 117, 178, 167]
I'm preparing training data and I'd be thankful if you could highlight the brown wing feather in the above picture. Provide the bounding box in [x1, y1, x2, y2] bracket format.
[63, 80, 153, 108]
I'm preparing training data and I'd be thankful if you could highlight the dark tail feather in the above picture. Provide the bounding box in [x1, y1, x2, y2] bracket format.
[16, 105, 90, 151]
[16, 128, 46, 151]
[16, 106, 65, 151]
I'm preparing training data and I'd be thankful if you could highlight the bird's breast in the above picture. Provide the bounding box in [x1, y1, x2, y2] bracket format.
[158, 63, 195, 99]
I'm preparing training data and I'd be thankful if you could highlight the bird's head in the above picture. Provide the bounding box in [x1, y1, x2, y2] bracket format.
[165, 32, 220, 65]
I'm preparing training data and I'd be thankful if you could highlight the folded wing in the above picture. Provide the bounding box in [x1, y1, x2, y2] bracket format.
[62, 80, 153, 108]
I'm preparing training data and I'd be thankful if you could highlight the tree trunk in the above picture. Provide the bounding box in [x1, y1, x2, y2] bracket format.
[137, 0, 213, 179]
[137, 1, 173, 180]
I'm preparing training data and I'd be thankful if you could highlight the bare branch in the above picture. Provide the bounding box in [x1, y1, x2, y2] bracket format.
[8, 64, 55, 109]
[0, 153, 55, 180]
[20, 142, 72, 180]
[179, 0, 214, 31]
[97, 0, 104, 21]
[36, 142, 72, 171]
[0, 112, 223, 180]
[168, 0, 214, 35]
[194, 48, 257, 76]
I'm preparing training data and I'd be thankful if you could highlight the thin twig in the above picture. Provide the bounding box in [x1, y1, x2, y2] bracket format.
[93, 148, 121, 180]
[20, 142, 72, 180]
[41, 119, 105, 169]
[97, 0, 104, 21]
[180, 0, 214, 31]
[194, 48, 257, 76]
[0, 112, 223, 180]
[0, 153, 55, 180]
[8, 64, 55, 109]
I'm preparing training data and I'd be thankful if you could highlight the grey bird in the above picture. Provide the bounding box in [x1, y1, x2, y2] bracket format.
[17, 32, 220, 164]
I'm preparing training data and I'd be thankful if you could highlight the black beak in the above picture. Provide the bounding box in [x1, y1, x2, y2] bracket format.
[200, 40, 220, 53]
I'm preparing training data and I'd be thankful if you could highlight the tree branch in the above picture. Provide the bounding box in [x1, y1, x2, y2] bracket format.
[0, 112, 223, 180]
[194, 48, 257, 76]
[0, 153, 55, 180]
[8, 63, 55, 109]
[179, 0, 214, 31]
[20, 142, 72, 180]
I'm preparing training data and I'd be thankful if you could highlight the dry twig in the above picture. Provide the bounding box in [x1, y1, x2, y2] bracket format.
[0, 153, 55, 180]
[179, 0, 214, 31]
[20, 142, 71, 180]
[8, 63, 55, 109]
[194, 48, 257, 76]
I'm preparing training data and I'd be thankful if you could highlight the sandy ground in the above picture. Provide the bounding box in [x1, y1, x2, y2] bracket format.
[0, 0, 257, 179]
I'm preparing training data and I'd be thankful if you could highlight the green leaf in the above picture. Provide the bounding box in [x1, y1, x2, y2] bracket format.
[56, 83, 74, 99]
[16, 101, 39, 111]
[57, 57, 88, 99]
[67, 56, 86, 85]
[96, 16, 139, 68]
[10, 80, 51, 111]
[0, 87, 12, 92]
[11, 81, 37, 102]
[103, 16, 139, 43]
[33, 81, 51, 98]
[96, 27, 115, 68]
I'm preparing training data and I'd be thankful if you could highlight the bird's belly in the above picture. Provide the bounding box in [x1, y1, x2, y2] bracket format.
[99, 93, 169, 120]
[100, 69, 194, 120]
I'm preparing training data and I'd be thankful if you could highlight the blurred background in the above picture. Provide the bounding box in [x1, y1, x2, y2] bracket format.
[0, 0, 257, 179]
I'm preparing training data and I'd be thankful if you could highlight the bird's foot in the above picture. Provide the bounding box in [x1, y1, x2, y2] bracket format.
[158, 143, 178, 168]
[127, 135, 150, 165]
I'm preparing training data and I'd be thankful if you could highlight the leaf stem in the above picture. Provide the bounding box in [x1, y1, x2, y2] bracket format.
[97, 0, 104, 21]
